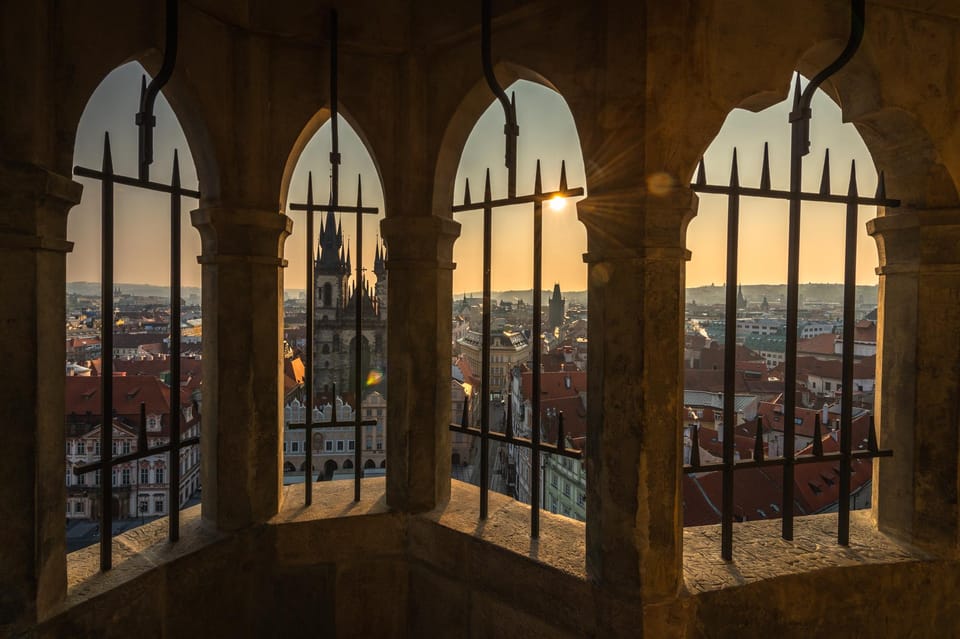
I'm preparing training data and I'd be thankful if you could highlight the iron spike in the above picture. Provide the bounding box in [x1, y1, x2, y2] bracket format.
[356, 174, 363, 207]
[868, 415, 878, 452]
[138, 402, 148, 452]
[534, 159, 542, 195]
[559, 160, 568, 192]
[875, 170, 886, 201]
[848, 159, 858, 197]
[754, 416, 764, 462]
[484, 168, 492, 202]
[695, 157, 707, 186]
[463, 178, 472, 206]
[819, 148, 831, 195]
[690, 423, 701, 468]
[102, 132, 113, 173]
[813, 414, 824, 457]
[139, 75, 147, 110]
[729, 148, 739, 187]
[171, 149, 181, 188]
[792, 73, 803, 111]
[760, 142, 771, 191]
[307, 171, 314, 206]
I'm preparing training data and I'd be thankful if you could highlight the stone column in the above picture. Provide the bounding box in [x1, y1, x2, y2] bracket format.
[580, 188, 695, 602]
[869, 208, 960, 557]
[0, 161, 81, 631]
[191, 206, 292, 530]
[381, 215, 460, 512]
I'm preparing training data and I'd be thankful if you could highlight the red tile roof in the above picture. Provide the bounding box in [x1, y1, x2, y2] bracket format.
[520, 370, 587, 401]
[798, 333, 837, 356]
[65, 375, 171, 420]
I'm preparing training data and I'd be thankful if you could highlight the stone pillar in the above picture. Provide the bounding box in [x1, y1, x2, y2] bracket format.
[191, 206, 292, 530]
[580, 188, 695, 602]
[381, 215, 460, 512]
[869, 208, 960, 557]
[0, 161, 81, 631]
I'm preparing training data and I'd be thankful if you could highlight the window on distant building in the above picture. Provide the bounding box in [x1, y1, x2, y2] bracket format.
[155, 496, 164, 514]
[292, 441, 300, 453]
[74, 501, 84, 514]
[337, 441, 344, 452]
[326, 440, 333, 452]
[140, 467, 148, 484]
[122, 468, 130, 485]
[156, 467, 165, 484]
[376, 439, 383, 451]
[77, 441, 86, 455]
[348, 440, 355, 451]
[123, 440, 131, 455]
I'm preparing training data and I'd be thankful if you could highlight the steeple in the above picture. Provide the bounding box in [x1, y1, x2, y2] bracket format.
[316, 207, 342, 273]
[737, 283, 747, 310]
[374, 237, 387, 281]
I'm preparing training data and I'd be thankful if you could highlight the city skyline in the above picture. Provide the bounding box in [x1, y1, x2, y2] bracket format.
[69, 65, 883, 294]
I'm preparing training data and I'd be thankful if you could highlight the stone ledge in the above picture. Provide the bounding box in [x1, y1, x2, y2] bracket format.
[682, 510, 933, 594]
[61, 504, 223, 613]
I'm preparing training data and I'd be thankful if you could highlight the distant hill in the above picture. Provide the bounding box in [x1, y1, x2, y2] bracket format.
[68, 281, 202, 300]
[685, 283, 878, 307]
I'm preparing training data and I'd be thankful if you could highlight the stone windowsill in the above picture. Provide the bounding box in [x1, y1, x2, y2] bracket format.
[682, 509, 933, 594]
[62, 477, 933, 615]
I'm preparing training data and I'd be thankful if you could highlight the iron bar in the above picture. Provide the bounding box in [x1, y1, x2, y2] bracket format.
[99, 133, 115, 571]
[354, 177, 363, 502]
[169, 151, 182, 541]
[75, 436, 202, 475]
[838, 160, 859, 545]
[530, 161, 543, 538]
[480, 170, 493, 519]
[73, 167, 200, 198]
[137, 0, 179, 180]
[481, 0, 517, 197]
[687, 183, 896, 207]
[451, 187, 586, 213]
[305, 174, 316, 504]
[329, 9, 341, 204]
[449, 425, 583, 459]
[682, 448, 892, 474]
[721, 149, 740, 560]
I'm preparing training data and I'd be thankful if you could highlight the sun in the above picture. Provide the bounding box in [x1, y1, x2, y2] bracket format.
[548, 195, 565, 211]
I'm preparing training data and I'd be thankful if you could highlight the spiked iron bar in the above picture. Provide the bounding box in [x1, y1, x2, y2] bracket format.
[685, 0, 894, 560]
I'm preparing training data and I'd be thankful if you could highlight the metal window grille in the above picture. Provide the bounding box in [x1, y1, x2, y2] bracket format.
[287, 10, 378, 506]
[71, 0, 200, 571]
[448, 0, 584, 538]
[684, 0, 894, 559]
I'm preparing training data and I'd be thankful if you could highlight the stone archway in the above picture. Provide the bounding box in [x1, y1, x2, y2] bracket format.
[364, 459, 376, 469]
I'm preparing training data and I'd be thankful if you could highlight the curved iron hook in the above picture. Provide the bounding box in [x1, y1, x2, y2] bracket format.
[481, 0, 519, 197]
[137, 0, 179, 180]
[791, 0, 865, 157]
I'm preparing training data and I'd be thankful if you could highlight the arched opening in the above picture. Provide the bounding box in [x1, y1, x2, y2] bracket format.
[343, 459, 354, 470]
[448, 77, 588, 523]
[67, 60, 205, 551]
[324, 459, 338, 481]
[299, 461, 309, 472]
[283, 462, 296, 473]
[380, 460, 387, 469]
[364, 459, 376, 470]
[281, 112, 388, 496]
[682, 73, 883, 531]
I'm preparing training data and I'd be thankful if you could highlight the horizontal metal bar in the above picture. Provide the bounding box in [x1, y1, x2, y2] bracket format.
[74, 165, 200, 198]
[691, 182, 899, 207]
[73, 435, 200, 475]
[449, 423, 583, 460]
[289, 202, 379, 214]
[683, 447, 893, 474]
[288, 419, 377, 430]
[451, 187, 585, 213]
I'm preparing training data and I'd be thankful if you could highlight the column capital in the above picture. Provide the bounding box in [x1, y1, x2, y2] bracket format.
[381, 215, 460, 270]
[190, 206, 292, 266]
[578, 187, 698, 262]
[0, 161, 81, 254]
[869, 207, 960, 275]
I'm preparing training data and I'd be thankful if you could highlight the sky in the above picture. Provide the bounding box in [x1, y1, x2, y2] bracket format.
[68, 65, 880, 294]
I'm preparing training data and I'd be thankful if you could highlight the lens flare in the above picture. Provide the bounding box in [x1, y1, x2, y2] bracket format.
[365, 369, 384, 387]
[549, 195, 565, 211]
